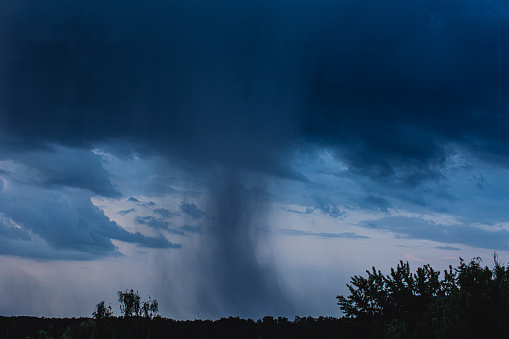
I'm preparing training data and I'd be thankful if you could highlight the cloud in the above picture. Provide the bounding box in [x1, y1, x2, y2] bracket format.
[2, 0, 508, 186]
[178, 225, 201, 234]
[364, 216, 509, 251]
[436, 246, 461, 251]
[314, 202, 346, 218]
[136, 216, 170, 230]
[118, 208, 135, 216]
[358, 193, 391, 212]
[180, 202, 205, 220]
[0, 181, 181, 260]
[136, 215, 197, 236]
[0, 216, 31, 241]
[128, 197, 156, 207]
[287, 207, 314, 215]
[280, 228, 368, 239]
[0, 146, 120, 197]
[153, 208, 179, 218]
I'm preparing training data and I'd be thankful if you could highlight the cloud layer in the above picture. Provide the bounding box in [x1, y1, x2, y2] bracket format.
[1, 0, 508, 182]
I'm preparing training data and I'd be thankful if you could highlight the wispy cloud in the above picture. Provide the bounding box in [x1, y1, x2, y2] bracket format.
[280, 228, 368, 239]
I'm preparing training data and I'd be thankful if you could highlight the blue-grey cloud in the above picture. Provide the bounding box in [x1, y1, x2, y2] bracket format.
[436, 246, 461, 251]
[136, 215, 189, 236]
[314, 202, 346, 218]
[364, 216, 509, 251]
[287, 207, 314, 215]
[180, 202, 205, 220]
[280, 228, 368, 239]
[136, 216, 170, 230]
[118, 208, 135, 216]
[0, 216, 31, 242]
[0, 182, 180, 260]
[0, 146, 119, 197]
[128, 197, 156, 207]
[178, 225, 201, 234]
[153, 208, 179, 218]
[358, 193, 391, 212]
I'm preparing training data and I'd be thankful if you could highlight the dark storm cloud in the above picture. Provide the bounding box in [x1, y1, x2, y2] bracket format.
[180, 202, 205, 220]
[0, 0, 304, 179]
[2, 0, 509, 182]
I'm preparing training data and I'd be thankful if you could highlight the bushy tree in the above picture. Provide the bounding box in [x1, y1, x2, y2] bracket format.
[142, 296, 159, 319]
[93, 301, 113, 321]
[118, 289, 142, 318]
[337, 255, 509, 338]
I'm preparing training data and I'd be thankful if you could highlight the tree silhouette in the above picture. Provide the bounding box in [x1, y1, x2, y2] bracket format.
[93, 301, 113, 321]
[118, 289, 142, 318]
[337, 255, 509, 338]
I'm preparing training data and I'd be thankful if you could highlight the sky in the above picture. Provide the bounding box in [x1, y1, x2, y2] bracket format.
[1, 0, 509, 320]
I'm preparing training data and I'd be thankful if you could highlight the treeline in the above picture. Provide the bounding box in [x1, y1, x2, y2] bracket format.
[0, 315, 364, 339]
[2, 256, 509, 338]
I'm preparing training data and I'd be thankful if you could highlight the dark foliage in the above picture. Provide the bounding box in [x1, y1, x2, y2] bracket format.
[337, 254, 509, 338]
[0, 315, 364, 339]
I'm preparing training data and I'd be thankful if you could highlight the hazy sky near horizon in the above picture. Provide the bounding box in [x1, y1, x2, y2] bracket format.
[1, 0, 509, 319]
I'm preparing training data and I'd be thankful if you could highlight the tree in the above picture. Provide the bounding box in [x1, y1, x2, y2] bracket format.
[93, 301, 113, 321]
[117, 289, 159, 319]
[92, 301, 114, 339]
[117, 289, 142, 318]
[142, 296, 159, 319]
[337, 255, 509, 338]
